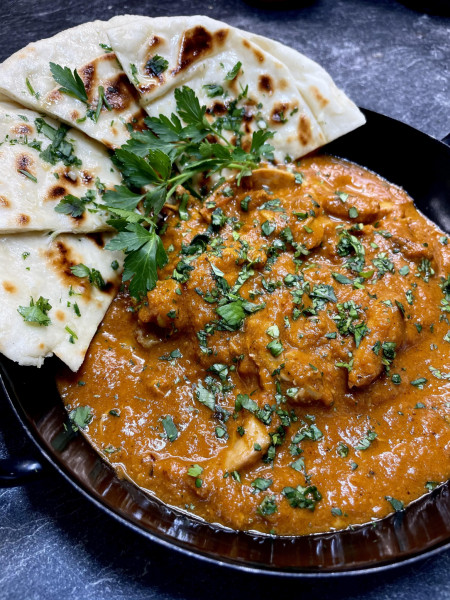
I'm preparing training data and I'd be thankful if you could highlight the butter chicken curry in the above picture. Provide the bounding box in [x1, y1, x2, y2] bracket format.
[58, 155, 450, 535]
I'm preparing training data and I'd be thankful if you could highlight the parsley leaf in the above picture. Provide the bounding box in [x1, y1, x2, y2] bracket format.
[49, 62, 88, 103]
[225, 61, 242, 81]
[70, 264, 106, 290]
[69, 405, 93, 431]
[162, 415, 178, 442]
[17, 296, 52, 326]
[106, 224, 168, 299]
[145, 55, 169, 76]
[54, 193, 92, 218]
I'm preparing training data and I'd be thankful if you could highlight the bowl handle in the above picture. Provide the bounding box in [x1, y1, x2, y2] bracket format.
[0, 458, 45, 487]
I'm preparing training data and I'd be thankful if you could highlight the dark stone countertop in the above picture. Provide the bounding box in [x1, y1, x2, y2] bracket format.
[0, 1, 449, 598]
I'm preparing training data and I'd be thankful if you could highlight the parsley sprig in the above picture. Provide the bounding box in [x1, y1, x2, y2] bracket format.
[101, 85, 274, 299]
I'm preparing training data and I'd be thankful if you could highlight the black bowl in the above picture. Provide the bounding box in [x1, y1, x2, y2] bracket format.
[1, 108, 450, 576]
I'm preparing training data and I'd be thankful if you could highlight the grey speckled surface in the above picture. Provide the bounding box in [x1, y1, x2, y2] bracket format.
[1, 0, 450, 598]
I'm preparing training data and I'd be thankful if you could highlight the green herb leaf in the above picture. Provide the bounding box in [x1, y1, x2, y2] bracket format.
[145, 54, 169, 76]
[69, 405, 93, 430]
[385, 496, 404, 512]
[70, 264, 106, 290]
[257, 495, 278, 516]
[203, 83, 224, 98]
[162, 415, 178, 442]
[17, 296, 52, 326]
[355, 429, 377, 451]
[251, 478, 273, 492]
[282, 485, 322, 510]
[225, 61, 242, 81]
[49, 62, 88, 103]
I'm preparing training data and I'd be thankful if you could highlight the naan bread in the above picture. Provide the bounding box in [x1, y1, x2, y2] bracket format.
[0, 232, 122, 371]
[243, 32, 365, 144]
[0, 98, 120, 234]
[106, 15, 365, 162]
[0, 16, 146, 149]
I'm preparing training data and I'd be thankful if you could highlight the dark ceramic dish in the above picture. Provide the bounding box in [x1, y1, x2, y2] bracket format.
[1, 109, 450, 576]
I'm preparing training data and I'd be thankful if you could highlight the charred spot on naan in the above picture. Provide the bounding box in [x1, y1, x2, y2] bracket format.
[2, 281, 16, 294]
[0, 195, 9, 208]
[258, 75, 274, 94]
[298, 113, 313, 146]
[206, 101, 227, 116]
[242, 39, 265, 63]
[16, 214, 30, 226]
[62, 170, 79, 184]
[270, 102, 290, 124]
[172, 26, 228, 75]
[44, 240, 84, 287]
[11, 123, 33, 136]
[16, 152, 36, 179]
[310, 85, 330, 109]
[46, 88, 63, 104]
[80, 170, 93, 185]
[46, 185, 67, 201]
[104, 72, 141, 111]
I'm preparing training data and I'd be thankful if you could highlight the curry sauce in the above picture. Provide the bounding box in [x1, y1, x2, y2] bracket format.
[58, 155, 450, 535]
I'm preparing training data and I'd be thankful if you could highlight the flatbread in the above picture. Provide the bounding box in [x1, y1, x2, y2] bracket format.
[0, 16, 146, 149]
[0, 98, 121, 234]
[243, 32, 365, 144]
[106, 15, 365, 162]
[0, 232, 122, 371]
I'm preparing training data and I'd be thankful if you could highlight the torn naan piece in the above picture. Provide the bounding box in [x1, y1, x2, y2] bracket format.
[0, 232, 122, 371]
[0, 98, 121, 234]
[0, 16, 146, 149]
[106, 15, 364, 162]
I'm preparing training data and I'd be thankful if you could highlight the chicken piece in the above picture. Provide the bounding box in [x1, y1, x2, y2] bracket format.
[432, 239, 450, 276]
[281, 349, 335, 406]
[134, 323, 161, 349]
[386, 219, 434, 261]
[138, 278, 186, 329]
[221, 415, 270, 472]
[349, 301, 405, 388]
[321, 192, 381, 223]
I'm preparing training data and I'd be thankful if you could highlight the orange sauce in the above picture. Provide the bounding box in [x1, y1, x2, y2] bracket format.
[58, 155, 450, 535]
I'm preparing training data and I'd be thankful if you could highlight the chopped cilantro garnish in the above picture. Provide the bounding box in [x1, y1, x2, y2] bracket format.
[162, 415, 178, 442]
[257, 495, 277, 516]
[18, 169, 37, 182]
[385, 496, 404, 512]
[18, 296, 52, 326]
[337, 442, 349, 457]
[337, 230, 365, 272]
[145, 54, 169, 76]
[282, 485, 322, 510]
[355, 429, 377, 451]
[225, 61, 242, 81]
[54, 193, 94, 218]
[203, 84, 224, 98]
[69, 405, 93, 431]
[251, 478, 273, 492]
[267, 339, 284, 357]
[70, 264, 106, 290]
[411, 378, 427, 389]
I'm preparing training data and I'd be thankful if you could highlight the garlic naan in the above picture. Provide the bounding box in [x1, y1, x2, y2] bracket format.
[0, 232, 122, 371]
[0, 98, 120, 234]
[0, 16, 146, 149]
